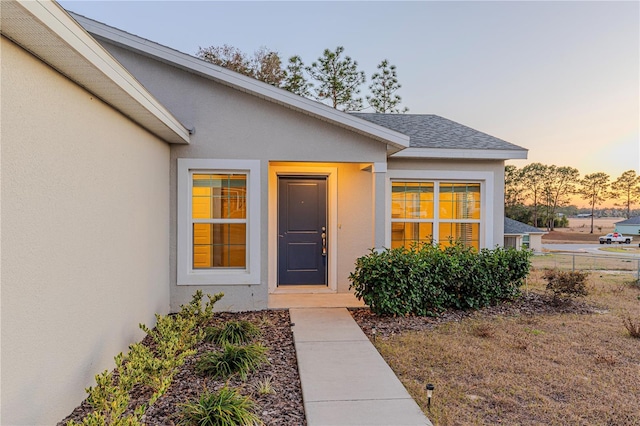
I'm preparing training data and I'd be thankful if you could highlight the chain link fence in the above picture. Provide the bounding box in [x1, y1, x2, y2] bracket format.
[533, 253, 640, 281]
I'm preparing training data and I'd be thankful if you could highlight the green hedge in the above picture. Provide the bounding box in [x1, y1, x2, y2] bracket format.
[348, 243, 532, 316]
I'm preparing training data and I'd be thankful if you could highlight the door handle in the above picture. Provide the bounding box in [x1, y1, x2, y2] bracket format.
[321, 226, 327, 256]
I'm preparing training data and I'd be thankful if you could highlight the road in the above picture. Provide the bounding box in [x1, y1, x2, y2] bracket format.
[543, 243, 640, 257]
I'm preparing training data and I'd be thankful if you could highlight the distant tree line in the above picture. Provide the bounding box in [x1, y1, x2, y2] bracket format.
[505, 165, 640, 233]
[196, 44, 408, 113]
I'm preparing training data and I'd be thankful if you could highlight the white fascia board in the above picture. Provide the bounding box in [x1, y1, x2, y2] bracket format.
[73, 13, 410, 151]
[391, 147, 529, 160]
[4, 1, 190, 144]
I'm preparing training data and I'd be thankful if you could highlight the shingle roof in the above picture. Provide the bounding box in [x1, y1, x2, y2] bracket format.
[350, 113, 526, 151]
[504, 217, 546, 234]
[615, 216, 640, 225]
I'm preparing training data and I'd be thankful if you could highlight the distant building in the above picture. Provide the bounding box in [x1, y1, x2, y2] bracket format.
[504, 218, 547, 252]
[614, 216, 640, 236]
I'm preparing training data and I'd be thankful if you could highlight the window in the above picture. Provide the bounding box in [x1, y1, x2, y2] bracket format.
[391, 182, 434, 248]
[391, 181, 481, 250]
[192, 174, 247, 268]
[178, 159, 260, 285]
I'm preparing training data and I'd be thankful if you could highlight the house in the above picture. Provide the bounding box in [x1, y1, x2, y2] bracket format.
[504, 218, 546, 252]
[614, 216, 640, 236]
[1, 1, 527, 423]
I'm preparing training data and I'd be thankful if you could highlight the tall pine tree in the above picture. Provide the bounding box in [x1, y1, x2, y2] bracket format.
[306, 46, 365, 111]
[282, 55, 312, 97]
[367, 60, 408, 113]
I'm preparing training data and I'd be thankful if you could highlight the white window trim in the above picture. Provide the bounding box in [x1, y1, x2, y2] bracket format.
[386, 170, 494, 248]
[177, 159, 261, 285]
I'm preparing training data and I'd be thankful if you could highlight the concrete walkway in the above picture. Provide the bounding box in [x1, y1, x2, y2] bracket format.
[290, 308, 432, 426]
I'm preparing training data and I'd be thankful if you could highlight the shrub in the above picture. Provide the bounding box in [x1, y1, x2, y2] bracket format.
[196, 344, 268, 380]
[348, 243, 531, 316]
[542, 269, 588, 302]
[204, 320, 261, 345]
[179, 386, 262, 426]
[67, 292, 223, 426]
[623, 315, 640, 338]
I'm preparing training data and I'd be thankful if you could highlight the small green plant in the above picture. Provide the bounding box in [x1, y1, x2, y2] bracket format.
[180, 290, 224, 326]
[542, 269, 588, 303]
[255, 376, 275, 395]
[622, 315, 640, 338]
[196, 344, 268, 380]
[204, 320, 261, 345]
[68, 292, 223, 425]
[179, 386, 262, 426]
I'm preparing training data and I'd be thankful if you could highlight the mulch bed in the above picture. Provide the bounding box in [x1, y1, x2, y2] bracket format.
[350, 291, 597, 340]
[59, 310, 305, 426]
[59, 292, 595, 425]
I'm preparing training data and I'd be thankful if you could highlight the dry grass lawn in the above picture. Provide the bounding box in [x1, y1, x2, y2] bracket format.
[566, 217, 619, 234]
[376, 262, 640, 425]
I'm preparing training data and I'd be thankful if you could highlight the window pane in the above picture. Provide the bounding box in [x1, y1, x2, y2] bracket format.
[193, 174, 246, 219]
[193, 223, 246, 268]
[439, 222, 479, 250]
[440, 183, 480, 219]
[391, 221, 433, 249]
[392, 182, 434, 219]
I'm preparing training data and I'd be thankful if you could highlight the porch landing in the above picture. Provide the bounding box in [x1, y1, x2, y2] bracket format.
[268, 292, 366, 309]
[290, 308, 432, 425]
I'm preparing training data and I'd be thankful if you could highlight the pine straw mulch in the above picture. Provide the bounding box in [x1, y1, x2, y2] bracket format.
[59, 310, 305, 426]
[349, 291, 597, 341]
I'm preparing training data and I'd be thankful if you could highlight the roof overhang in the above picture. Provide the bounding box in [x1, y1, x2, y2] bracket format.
[70, 12, 410, 154]
[1, 0, 190, 144]
[391, 147, 529, 160]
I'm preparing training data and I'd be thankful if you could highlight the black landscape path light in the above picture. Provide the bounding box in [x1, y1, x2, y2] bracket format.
[426, 383, 434, 411]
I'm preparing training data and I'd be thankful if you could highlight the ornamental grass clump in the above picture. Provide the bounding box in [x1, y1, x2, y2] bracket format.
[623, 315, 640, 339]
[179, 386, 262, 426]
[348, 242, 532, 316]
[204, 320, 261, 345]
[196, 343, 268, 380]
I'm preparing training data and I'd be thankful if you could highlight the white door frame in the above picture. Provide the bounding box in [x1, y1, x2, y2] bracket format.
[268, 165, 338, 294]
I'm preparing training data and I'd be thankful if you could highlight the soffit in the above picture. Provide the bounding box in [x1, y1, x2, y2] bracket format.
[0, 0, 190, 144]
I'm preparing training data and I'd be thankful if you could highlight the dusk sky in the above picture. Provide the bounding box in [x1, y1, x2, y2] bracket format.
[60, 1, 639, 182]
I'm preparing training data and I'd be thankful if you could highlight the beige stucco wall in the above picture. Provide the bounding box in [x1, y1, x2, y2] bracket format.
[99, 42, 388, 310]
[388, 158, 506, 248]
[1, 38, 171, 424]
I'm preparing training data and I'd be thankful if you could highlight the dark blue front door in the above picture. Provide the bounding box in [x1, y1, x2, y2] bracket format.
[278, 177, 327, 285]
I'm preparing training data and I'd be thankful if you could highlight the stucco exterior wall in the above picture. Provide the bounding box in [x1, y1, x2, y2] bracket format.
[388, 158, 506, 248]
[98, 42, 388, 311]
[1, 38, 171, 424]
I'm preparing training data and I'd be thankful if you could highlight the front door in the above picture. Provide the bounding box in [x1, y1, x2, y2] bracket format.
[278, 176, 327, 285]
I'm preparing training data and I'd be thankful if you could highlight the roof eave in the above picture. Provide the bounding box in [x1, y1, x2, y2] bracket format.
[391, 147, 529, 160]
[1, 0, 190, 144]
[71, 12, 410, 151]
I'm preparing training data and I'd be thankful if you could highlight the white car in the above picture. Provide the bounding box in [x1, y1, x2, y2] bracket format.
[599, 232, 633, 244]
